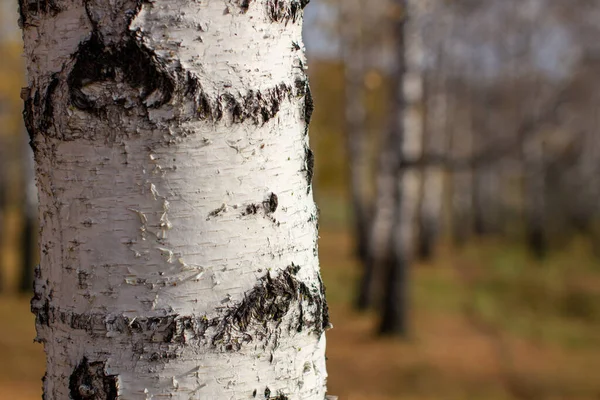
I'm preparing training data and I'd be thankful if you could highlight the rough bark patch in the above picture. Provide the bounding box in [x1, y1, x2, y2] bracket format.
[212, 263, 328, 351]
[267, 0, 310, 23]
[241, 193, 278, 217]
[69, 357, 118, 400]
[304, 84, 314, 124]
[304, 147, 314, 193]
[18, 0, 61, 27]
[33, 266, 329, 351]
[67, 33, 174, 112]
[233, 0, 253, 12]
[23, 74, 59, 150]
[191, 82, 293, 125]
[263, 386, 290, 399]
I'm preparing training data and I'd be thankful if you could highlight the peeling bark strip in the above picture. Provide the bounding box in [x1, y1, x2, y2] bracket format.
[22, 0, 326, 397]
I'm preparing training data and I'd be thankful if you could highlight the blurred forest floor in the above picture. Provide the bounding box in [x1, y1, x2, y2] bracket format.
[2, 214, 600, 399]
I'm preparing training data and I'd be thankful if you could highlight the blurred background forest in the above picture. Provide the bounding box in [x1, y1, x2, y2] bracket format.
[3, 0, 600, 399]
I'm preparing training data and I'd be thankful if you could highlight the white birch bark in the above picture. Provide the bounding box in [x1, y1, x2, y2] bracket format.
[20, 0, 329, 398]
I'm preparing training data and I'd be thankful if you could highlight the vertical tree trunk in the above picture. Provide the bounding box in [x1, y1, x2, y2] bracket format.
[354, 2, 397, 311]
[523, 138, 548, 259]
[342, 0, 371, 267]
[20, 1, 329, 398]
[471, 103, 489, 237]
[380, 0, 421, 336]
[356, 122, 396, 311]
[449, 77, 474, 247]
[417, 40, 447, 261]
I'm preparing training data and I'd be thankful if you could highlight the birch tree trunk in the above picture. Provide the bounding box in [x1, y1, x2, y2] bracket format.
[449, 76, 474, 247]
[380, 0, 422, 336]
[341, 0, 370, 267]
[357, 0, 401, 311]
[19, 1, 330, 398]
[415, 5, 445, 261]
[357, 115, 396, 311]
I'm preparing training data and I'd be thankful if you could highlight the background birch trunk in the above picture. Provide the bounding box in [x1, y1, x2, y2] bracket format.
[19, 0, 329, 398]
[356, 0, 402, 312]
[380, 0, 422, 336]
[415, 2, 445, 261]
[341, 0, 370, 267]
[449, 74, 474, 247]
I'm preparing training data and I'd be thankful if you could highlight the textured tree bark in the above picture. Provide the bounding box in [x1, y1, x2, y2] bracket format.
[20, 0, 329, 398]
[20, 126, 38, 293]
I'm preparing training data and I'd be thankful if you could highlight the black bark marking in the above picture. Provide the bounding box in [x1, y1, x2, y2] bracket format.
[221, 84, 291, 124]
[67, 32, 174, 112]
[185, 73, 293, 124]
[235, 0, 253, 12]
[23, 74, 59, 151]
[264, 193, 278, 214]
[267, 0, 309, 23]
[18, 0, 61, 28]
[148, 351, 178, 362]
[241, 193, 278, 219]
[265, 387, 271, 398]
[294, 77, 306, 97]
[304, 84, 314, 124]
[253, 389, 257, 398]
[208, 203, 227, 219]
[31, 264, 52, 333]
[243, 203, 259, 216]
[212, 264, 328, 351]
[78, 270, 90, 289]
[69, 357, 118, 400]
[304, 147, 314, 193]
[318, 275, 331, 331]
